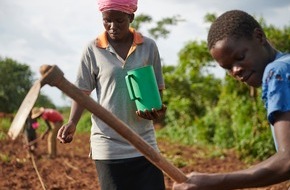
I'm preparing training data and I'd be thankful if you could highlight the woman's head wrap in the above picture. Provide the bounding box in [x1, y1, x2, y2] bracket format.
[98, 0, 138, 14]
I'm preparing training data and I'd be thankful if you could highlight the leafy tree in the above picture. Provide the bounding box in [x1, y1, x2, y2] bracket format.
[132, 14, 184, 39]
[159, 41, 221, 145]
[0, 57, 55, 113]
[131, 14, 152, 31]
[166, 40, 221, 120]
[260, 18, 290, 53]
[0, 57, 33, 113]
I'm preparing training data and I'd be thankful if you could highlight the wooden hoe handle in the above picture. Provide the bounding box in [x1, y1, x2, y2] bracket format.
[40, 65, 188, 183]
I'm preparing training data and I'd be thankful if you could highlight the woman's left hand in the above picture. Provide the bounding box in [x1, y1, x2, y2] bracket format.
[136, 104, 167, 120]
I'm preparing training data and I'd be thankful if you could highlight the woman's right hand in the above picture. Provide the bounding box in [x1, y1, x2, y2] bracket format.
[57, 121, 76, 143]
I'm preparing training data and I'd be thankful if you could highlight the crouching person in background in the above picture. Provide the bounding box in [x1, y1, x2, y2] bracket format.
[31, 107, 64, 158]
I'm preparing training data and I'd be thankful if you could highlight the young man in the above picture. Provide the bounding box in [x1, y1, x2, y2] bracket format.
[57, 0, 167, 189]
[173, 10, 290, 190]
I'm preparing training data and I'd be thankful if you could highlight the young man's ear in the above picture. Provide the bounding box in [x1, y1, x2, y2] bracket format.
[253, 28, 267, 44]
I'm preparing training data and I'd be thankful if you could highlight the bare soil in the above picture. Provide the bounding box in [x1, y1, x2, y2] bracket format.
[1, 133, 289, 190]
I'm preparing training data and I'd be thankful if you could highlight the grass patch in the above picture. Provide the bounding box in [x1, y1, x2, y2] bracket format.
[0, 153, 10, 163]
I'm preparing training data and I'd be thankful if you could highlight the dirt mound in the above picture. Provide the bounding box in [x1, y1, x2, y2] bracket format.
[0, 133, 289, 190]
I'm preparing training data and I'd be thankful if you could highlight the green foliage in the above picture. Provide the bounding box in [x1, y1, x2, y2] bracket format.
[148, 15, 184, 39]
[132, 14, 184, 39]
[164, 152, 188, 168]
[0, 57, 33, 113]
[0, 153, 10, 163]
[162, 40, 221, 130]
[0, 56, 55, 113]
[76, 110, 92, 133]
[204, 13, 217, 24]
[263, 24, 290, 53]
[197, 76, 274, 160]
[131, 14, 152, 30]
[157, 123, 198, 145]
[0, 118, 11, 140]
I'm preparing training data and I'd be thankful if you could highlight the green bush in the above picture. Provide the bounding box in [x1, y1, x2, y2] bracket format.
[76, 110, 92, 133]
[0, 118, 11, 140]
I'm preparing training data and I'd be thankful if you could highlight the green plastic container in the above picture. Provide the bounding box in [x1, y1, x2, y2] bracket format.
[125, 65, 162, 111]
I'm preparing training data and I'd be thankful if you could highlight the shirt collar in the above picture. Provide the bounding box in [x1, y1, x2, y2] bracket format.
[95, 28, 143, 48]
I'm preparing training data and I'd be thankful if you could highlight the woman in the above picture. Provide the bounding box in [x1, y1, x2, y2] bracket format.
[57, 0, 167, 189]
